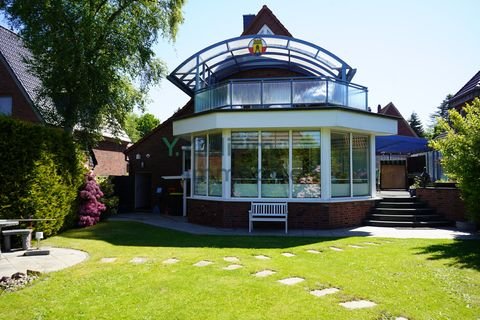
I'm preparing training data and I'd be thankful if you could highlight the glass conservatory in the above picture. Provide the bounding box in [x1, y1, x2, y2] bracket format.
[169, 34, 396, 229]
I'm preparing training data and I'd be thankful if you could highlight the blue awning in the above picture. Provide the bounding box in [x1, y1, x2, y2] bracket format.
[376, 135, 429, 154]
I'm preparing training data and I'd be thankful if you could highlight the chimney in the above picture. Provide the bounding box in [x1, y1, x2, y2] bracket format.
[377, 104, 382, 113]
[243, 14, 255, 32]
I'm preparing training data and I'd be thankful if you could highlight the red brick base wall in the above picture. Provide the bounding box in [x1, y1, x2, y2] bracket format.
[416, 187, 467, 221]
[187, 199, 374, 229]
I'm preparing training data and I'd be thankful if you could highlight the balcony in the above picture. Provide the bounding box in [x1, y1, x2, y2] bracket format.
[194, 77, 368, 113]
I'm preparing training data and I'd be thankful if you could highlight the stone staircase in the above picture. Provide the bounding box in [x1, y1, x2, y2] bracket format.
[364, 196, 453, 227]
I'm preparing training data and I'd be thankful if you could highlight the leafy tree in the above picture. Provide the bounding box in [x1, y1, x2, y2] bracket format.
[430, 98, 480, 222]
[136, 113, 160, 139]
[429, 94, 452, 138]
[408, 112, 425, 137]
[0, 0, 184, 143]
[124, 112, 140, 142]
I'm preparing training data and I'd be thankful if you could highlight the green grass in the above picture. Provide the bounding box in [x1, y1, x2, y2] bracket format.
[1, 221, 479, 319]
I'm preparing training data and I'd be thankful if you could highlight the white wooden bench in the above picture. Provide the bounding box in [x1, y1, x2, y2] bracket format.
[249, 202, 288, 234]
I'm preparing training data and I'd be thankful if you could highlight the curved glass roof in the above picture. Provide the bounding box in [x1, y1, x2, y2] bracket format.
[168, 35, 356, 96]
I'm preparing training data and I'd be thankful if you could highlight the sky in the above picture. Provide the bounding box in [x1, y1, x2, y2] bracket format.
[147, 0, 480, 128]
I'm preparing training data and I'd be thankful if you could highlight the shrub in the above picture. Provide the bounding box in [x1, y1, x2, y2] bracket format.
[78, 172, 106, 227]
[97, 176, 120, 220]
[0, 116, 84, 236]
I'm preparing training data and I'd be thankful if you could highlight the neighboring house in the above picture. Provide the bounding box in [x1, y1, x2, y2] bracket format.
[127, 5, 400, 229]
[0, 26, 130, 176]
[449, 70, 480, 111]
[375, 102, 428, 189]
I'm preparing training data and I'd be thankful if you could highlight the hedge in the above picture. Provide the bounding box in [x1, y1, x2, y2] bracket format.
[0, 116, 85, 236]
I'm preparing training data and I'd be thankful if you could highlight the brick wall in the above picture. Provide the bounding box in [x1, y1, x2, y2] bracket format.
[0, 59, 41, 123]
[416, 187, 467, 221]
[92, 139, 129, 176]
[187, 199, 374, 229]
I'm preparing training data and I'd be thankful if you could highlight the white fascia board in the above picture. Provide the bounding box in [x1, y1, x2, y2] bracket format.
[173, 109, 397, 136]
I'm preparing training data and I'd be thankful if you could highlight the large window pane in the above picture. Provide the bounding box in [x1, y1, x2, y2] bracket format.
[292, 131, 321, 198]
[193, 136, 207, 195]
[331, 132, 350, 197]
[352, 135, 369, 196]
[261, 132, 289, 198]
[208, 134, 223, 196]
[231, 132, 258, 197]
[0, 96, 12, 115]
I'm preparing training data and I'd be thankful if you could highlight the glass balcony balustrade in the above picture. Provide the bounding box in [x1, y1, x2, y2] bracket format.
[194, 77, 368, 113]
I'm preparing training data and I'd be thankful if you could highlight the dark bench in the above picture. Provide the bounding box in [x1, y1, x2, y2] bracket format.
[2, 229, 32, 251]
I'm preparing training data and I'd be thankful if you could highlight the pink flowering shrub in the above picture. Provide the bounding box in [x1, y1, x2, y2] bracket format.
[78, 171, 106, 227]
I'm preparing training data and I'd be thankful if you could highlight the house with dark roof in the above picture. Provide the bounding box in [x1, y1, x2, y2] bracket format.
[125, 5, 402, 229]
[449, 70, 480, 111]
[0, 25, 130, 176]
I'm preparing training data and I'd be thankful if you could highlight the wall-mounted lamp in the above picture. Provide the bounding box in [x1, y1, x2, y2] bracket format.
[136, 153, 141, 160]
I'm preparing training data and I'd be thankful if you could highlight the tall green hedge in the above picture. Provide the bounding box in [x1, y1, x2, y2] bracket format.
[0, 116, 85, 236]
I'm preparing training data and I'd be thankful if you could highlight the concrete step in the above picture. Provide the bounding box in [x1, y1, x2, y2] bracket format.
[364, 219, 453, 228]
[376, 201, 427, 208]
[372, 207, 436, 215]
[369, 213, 445, 222]
[380, 197, 416, 202]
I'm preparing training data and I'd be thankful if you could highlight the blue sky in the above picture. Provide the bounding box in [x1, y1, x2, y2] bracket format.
[149, 0, 480, 127]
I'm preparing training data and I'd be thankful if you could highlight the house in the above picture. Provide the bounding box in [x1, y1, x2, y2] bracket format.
[130, 5, 398, 229]
[449, 70, 480, 111]
[0, 25, 130, 176]
[375, 102, 429, 189]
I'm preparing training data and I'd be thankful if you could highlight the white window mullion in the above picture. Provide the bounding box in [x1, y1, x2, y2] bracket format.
[370, 134, 376, 197]
[206, 134, 210, 196]
[258, 130, 261, 199]
[223, 129, 231, 199]
[190, 134, 194, 197]
[288, 130, 293, 199]
[349, 132, 353, 197]
[321, 128, 331, 199]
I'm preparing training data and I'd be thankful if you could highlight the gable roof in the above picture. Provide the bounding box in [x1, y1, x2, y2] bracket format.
[0, 25, 131, 143]
[378, 102, 417, 137]
[449, 70, 480, 109]
[0, 25, 44, 121]
[241, 5, 292, 37]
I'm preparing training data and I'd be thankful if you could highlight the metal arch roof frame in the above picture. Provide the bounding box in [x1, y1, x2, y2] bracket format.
[168, 34, 355, 96]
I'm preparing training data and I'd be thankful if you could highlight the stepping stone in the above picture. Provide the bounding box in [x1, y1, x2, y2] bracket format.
[130, 257, 147, 264]
[223, 264, 243, 270]
[278, 277, 304, 285]
[310, 288, 339, 297]
[193, 260, 213, 267]
[223, 256, 240, 263]
[100, 257, 117, 263]
[254, 255, 270, 260]
[163, 258, 180, 265]
[306, 249, 320, 254]
[339, 300, 377, 309]
[348, 245, 363, 249]
[281, 252, 295, 257]
[363, 242, 379, 246]
[253, 269, 276, 277]
[329, 246, 343, 252]
[395, 317, 408, 320]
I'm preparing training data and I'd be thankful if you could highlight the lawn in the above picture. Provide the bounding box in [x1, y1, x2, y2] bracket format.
[0, 221, 479, 319]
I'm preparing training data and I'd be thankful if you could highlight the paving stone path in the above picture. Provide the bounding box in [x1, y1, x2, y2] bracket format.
[329, 246, 343, 252]
[253, 269, 276, 277]
[129, 257, 147, 264]
[223, 256, 240, 263]
[278, 277, 304, 285]
[310, 288, 339, 297]
[223, 264, 243, 270]
[163, 258, 180, 264]
[348, 245, 364, 249]
[254, 255, 270, 260]
[306, 249, 320, 254]
[340, 300, 377, 309]
[363, 242, 379, 246]
[193, 260, 213, 267]
[281, 252, 295, 257]
[100, 257, 117, 263]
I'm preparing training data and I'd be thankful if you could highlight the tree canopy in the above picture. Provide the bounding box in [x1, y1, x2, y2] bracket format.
[430, 98, 480, 222]
[123, 112, 160, 142]
[408, 112, 425, 137]
[0, 0, 184, 144]
[428, 94, 452, 138]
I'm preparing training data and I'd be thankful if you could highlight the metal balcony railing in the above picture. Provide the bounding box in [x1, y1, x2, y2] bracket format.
[194, 77, 368, 113]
